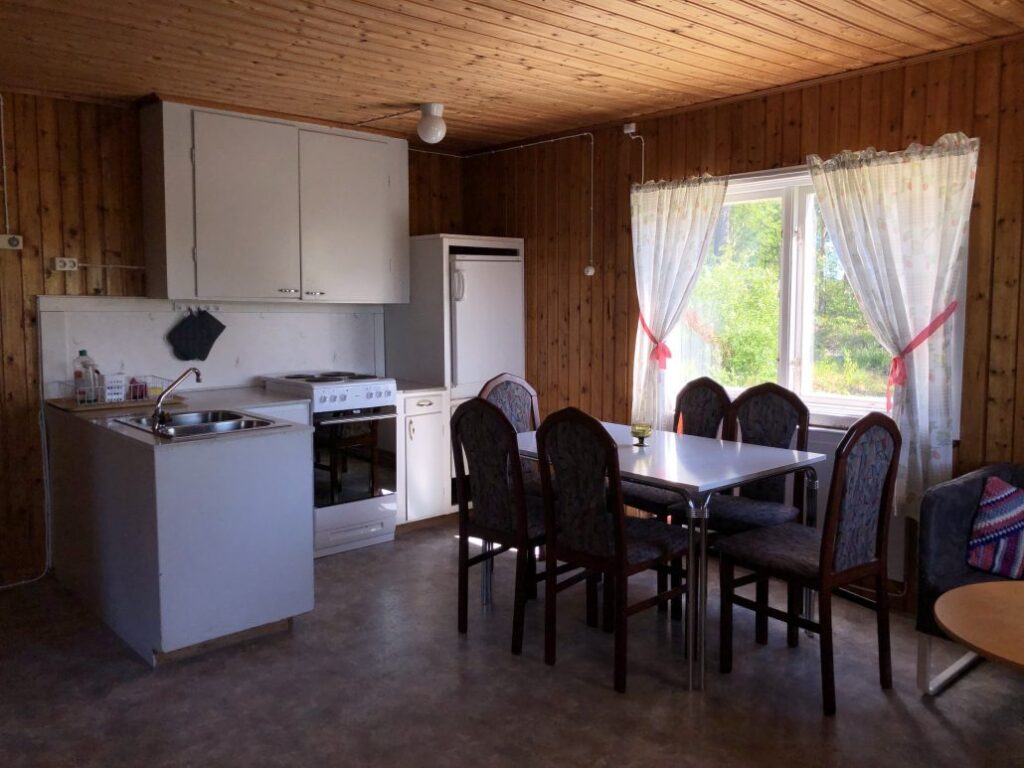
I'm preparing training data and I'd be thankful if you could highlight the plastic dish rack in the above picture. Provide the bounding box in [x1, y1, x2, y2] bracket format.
[60, 374, 172, 407]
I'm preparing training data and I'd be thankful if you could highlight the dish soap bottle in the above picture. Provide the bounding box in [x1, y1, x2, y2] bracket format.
[73, 349, 98, 404]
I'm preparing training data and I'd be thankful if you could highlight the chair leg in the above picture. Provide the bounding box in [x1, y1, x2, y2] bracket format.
[526, 547, 538, 601]
[511, 548, 528, 656]
[544, 551, 557, 666]
[720, 557, 734, 674]
[819, 589, 836, 716]
[602, 573, 615, 634]
[657, 566, 668, 613]
[613, 574, 628, 693]
[586, 573, 599, 628]
[458, 527, 469, 635]
[786, 582, 801, 648]
[755, 576, 769, 645]
[876, 574, 892, 689]
[670, 558, 682, 622]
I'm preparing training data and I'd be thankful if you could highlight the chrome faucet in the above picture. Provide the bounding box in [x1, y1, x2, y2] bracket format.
[153, 367, 202, 426]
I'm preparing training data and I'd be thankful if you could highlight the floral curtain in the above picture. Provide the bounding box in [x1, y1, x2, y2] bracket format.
[631, 175, 728, 429]
[808, 133, 979, 518]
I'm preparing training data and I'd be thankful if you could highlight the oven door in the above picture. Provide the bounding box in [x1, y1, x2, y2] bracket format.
[312, 407, 397, 509]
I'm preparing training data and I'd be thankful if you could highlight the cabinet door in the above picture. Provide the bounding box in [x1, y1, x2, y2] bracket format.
[299, 130, 409, 303]
[193, 112, 301, 299]
[404, 412, 448, 521]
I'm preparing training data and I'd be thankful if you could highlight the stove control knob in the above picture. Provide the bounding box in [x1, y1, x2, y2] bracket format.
[330, 395, 338, 402]
[318, 395, 327, 404]
[340, 394, 347, 402]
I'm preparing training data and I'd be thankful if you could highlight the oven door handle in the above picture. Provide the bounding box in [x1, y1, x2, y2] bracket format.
[316, 412, 397, 426]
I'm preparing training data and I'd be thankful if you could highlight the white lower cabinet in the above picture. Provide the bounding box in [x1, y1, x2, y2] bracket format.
[401, 392, 451, 522]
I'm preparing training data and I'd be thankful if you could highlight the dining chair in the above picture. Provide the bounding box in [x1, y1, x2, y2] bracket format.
[451, 398, 546, 655]
[709, 382, 810, 536]
[479, 373, 544, 498]
[479, 372, 541, 433]
[622, 377, 731, 520]
[717, 411, 901, 715]
[536, 407, 689, 693]
[673, 376, 731, 437]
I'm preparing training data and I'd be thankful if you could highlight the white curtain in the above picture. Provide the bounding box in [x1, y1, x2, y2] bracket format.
[808, 133, 979, 517]
[631, 175, 728, 428]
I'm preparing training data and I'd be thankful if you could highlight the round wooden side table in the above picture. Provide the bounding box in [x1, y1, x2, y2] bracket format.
[935, 581, 1024, 673]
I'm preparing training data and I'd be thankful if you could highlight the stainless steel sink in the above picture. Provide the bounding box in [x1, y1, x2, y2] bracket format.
[116, 410, 280, 440]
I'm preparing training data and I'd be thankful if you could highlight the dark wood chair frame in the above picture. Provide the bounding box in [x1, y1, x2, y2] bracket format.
[719, 411, 901, 715]
[717, 382, 811, 598]
[479, 372, 541, 432]
[672, 376, 731, 436]
[452, 398, 576, 655]
[537, 407, 688, 693]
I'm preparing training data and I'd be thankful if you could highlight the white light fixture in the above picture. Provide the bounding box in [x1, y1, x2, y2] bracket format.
[417, 103, 447, 144]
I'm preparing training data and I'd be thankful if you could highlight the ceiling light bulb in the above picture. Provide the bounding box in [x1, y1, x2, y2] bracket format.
[417, 103, 447, 144]
[583, 264, 596, 277]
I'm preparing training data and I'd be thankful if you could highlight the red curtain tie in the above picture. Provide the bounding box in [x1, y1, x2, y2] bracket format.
[886, 300, 958, 411]
[639, 312, 671, 370]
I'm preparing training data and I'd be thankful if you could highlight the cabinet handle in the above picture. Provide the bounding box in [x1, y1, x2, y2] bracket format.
[408, 419, 415, 440]
[278, 288, 299, 293]
[416, 399, 434, 407]
[305, 290, 326, 296]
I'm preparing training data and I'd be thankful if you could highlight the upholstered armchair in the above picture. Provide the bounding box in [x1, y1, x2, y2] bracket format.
[917, 463, 1021, 694]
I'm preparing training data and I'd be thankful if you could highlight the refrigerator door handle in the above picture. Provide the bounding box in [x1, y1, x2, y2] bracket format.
[451, 269, 465, 301]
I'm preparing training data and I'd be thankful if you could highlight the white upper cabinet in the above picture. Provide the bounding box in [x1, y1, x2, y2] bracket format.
[299, 130, 409, 303]
[193, 112, 301, 299]
[141, 101, 409, 303]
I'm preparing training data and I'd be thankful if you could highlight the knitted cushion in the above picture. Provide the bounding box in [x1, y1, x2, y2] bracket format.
[967, 476, 1024, 578]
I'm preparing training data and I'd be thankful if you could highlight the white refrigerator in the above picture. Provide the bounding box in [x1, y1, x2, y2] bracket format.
[449, 252, 525, 394]
[384, 234, 526, 400]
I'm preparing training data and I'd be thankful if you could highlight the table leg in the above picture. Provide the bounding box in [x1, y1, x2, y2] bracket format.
[685, 491, 712, 691]
[802, 468, 819, 632]
[481, 540, 493, 605]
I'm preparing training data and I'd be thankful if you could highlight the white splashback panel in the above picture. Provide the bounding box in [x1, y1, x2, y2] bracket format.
[39, 297, 384, 397]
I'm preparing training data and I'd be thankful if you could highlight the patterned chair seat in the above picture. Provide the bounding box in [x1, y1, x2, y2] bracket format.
[708, 494, 801, 536]
[621, 480, 686, 517]
[716, 522, 822, 581]
[625, 517, 689, 560]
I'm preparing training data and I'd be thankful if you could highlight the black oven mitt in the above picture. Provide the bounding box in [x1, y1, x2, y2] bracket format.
[166, 309, 226, 361]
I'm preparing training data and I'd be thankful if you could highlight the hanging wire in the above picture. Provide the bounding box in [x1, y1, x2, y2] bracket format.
[466, 132, 596, 277]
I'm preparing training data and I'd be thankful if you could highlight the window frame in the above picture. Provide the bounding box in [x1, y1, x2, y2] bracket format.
[689, 166, 888, 428]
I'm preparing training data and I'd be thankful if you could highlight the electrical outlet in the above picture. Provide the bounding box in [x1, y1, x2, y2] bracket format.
[54, 257, 79, 271]
[0, 234, 23, 250]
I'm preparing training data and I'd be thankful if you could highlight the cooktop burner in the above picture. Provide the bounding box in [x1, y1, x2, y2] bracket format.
[280, 371, 372, 383]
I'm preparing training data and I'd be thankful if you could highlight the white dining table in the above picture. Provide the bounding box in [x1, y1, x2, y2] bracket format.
[517, 421, 826, 690]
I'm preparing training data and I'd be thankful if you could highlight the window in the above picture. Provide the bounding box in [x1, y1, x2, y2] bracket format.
[666, 168, 889, 425]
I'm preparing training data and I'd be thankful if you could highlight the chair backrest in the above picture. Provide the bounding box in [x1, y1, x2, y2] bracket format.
[479, 373, 541, 434]
[450, 398, 527, 540]
[673, 376, 730, 438]
[724, 382, 809, 504]
[536, 407, 625, 562]
[821, 412, 901, 576]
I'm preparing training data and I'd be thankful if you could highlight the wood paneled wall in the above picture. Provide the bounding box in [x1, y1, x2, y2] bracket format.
[0, 92, 143, 583]
[408, 151, 464, 236]
[445, 38, 1024, 475]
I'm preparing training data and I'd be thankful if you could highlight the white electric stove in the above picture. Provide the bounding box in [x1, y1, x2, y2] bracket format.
[264, 371, 399, 557]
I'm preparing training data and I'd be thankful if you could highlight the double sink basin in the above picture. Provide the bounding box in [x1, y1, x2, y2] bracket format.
[117, 410, 279, 440]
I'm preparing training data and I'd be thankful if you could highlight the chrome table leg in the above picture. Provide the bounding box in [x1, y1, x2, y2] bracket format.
[685, 491, 712, 690]
[481, 540, 494, 605]
[802, 468, 819, 632]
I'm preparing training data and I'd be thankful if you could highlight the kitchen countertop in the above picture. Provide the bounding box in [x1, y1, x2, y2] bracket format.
[45, 386, 312, 449]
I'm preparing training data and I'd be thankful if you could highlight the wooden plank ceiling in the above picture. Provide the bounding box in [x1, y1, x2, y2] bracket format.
[1, 0, 1023, 150]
